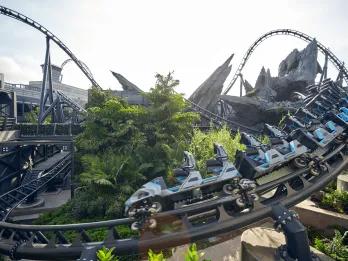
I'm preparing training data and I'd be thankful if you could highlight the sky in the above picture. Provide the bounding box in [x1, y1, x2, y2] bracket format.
[0, 0, 348, 97]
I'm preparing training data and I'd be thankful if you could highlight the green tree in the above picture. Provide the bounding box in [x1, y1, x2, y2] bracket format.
[24, 107, 51, 123]
[74, 72, 199, 219]
[189, 126, 245, 174]
[86, 86, 114, 109]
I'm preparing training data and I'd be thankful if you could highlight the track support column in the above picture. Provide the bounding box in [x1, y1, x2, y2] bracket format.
[272, 204, 317, 261]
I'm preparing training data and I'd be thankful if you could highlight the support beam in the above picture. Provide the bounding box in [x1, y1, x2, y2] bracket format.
[38, 37, 56, 124]
[272, 204, 314, 261]
[238, 73, 245, 97]
[318, 52, 328, 87]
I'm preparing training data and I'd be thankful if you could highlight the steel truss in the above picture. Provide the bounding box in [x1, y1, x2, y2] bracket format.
[0, 6, 99, 89]
[0, 144, 60, 195]
[1, 5, 348, 260]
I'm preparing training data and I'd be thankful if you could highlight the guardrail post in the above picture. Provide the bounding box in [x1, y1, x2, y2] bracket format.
[272, 204, 316, 261]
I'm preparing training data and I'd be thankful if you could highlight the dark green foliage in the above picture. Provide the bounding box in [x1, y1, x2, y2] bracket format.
[86, 86, 114, 109]
[24, 106, 51, 123]
[319, 190, 348, 214]
[313, 230, 348, 260]
[97, 246, 119, 261]
[188, 127, 244, 175]
[37, 73, 199, 231]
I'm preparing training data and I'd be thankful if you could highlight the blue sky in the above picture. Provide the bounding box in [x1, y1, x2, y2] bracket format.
[0, 0, 348, 96]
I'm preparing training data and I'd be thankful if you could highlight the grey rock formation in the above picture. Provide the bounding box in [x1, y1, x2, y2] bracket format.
[218, 40, 322, 127]
[250, 40, 321, 102]
[220, 95, 300, 127]
[278, 40, 322, 81]
[111, 71, 143, 93]
[253, 67, 277, 100]
[243, 79, 254, 94]
[189, 54, 233, 112]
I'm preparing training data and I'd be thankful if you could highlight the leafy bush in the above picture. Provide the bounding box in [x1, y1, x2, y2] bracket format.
[148, 249, 166, 261]
[97, 246, 119, 261]
[314, 230, 348, 260]
[184, 244, 211, 261]
[188, 126, 245, 174]
[319, 190, 348, 214]
[35, 72, 198, 245]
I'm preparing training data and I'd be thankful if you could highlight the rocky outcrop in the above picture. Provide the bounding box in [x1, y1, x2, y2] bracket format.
[278, 40, 322, 81]
[189, 54, 233, 112]
[217, 40, 323, 127]
[249, 40, 321, 102]
[243, 79, 254, 94]
[220, 95, 300, 127]
[111, 71, 143, 93]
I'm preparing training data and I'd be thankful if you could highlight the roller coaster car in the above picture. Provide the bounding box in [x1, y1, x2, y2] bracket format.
[322, 109, 348, 132]
[282, 115, 307, 133]
[294, 108, 318, 125]
[235, 133, 309, 180]
[124, 143, 241, 218]
[339, 97, 348, 107]
[307, 101, 329, 117]
[289, 119, 344, 155]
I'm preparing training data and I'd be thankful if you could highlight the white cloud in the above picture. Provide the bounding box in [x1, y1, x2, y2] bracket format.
[0, 0, 348, 96]
[0, 56, 40, 84]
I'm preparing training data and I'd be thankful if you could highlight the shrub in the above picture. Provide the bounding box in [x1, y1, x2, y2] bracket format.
[184, 243, 211, 261]
[319, 190, 348, 214]
[188, 126, 244, 175]
[97, 246, 119, 261]
[148, 249, 166, 261]
[314, 230, 348, 260]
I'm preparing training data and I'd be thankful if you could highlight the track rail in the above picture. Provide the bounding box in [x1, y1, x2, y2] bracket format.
[1, 6, 348, 259]
[0, 5, 100, 88]
[183, 97, 261, 133]
[223, 29, 348, 94]
[0, 146, 345, 260]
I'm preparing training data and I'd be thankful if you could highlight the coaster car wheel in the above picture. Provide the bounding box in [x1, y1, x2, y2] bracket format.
[309, 161, 328, 176]
[334, 134, 345, 144]
[131, 221, 141, 231]
[222, 184, 235, 195]
[293, 156, 308, 168]
[149, 201, 162, 214]
[236, 197, 246, 208]
[148, 218, 157, 229]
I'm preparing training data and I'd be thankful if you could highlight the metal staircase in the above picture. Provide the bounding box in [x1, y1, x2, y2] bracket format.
[0, 154, 71, 221]
[56, 90, 87, 114]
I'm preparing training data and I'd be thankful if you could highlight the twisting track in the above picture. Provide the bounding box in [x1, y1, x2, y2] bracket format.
[0, 5, 348, 260]
[0, 5, 100, 88]
[223, 29, 348, 94]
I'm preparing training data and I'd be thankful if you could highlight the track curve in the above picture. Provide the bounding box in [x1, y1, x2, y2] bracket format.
[0, 5, 100, 88]
[223, 29, 348, 94]
[0, 146, 345, 260]
[1, 6, 348, 260]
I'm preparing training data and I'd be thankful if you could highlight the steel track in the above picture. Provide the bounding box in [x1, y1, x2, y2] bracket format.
[0, 5, 100, 88]
[0, 145, 345, 260]
[223, 29, 348, 94]
[1, 5, 348, 259]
